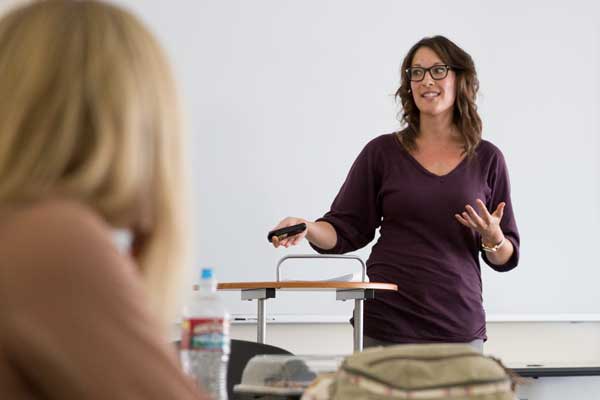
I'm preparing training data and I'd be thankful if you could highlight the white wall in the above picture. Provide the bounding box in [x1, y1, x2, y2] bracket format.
[114, 0, 600, 321]
[231, 322, 600, 363]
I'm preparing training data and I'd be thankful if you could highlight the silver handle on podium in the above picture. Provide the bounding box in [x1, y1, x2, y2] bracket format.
[276, 254, 367, 282]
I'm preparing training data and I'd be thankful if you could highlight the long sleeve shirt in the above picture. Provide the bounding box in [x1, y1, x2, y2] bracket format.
[311, 133, 520, 343]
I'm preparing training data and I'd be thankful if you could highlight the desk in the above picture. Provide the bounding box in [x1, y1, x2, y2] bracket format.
[509, 362, 600, 378]
[219, 280, 397, 352]
[233, 360, 600, 400]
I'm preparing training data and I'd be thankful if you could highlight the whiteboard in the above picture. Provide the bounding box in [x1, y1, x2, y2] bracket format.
[117, 0, 600, 321]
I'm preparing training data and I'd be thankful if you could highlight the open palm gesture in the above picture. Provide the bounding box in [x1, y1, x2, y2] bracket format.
[455, 199, 505, 245]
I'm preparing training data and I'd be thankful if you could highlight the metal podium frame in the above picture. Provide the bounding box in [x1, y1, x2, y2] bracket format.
[238, 254, 373, 352]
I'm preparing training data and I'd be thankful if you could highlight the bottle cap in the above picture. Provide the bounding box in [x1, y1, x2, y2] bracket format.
[201, 268, 213, 280]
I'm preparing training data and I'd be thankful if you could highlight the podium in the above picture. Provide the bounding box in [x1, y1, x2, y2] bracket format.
[218, 255, 398, 352]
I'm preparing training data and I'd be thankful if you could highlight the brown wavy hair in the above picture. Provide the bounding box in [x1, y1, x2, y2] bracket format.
[395, 36, 482, 157]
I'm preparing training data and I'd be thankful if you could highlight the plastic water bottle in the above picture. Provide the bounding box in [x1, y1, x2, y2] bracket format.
[181, 268, 230, 399]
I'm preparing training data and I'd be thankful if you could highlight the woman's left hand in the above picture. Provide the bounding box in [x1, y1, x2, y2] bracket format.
[455, 199, 505, 245]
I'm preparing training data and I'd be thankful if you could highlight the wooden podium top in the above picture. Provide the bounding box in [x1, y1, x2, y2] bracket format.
[218, 281, 398, 291]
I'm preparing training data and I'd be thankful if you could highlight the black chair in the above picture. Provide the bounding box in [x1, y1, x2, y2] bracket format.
[228, 339, 293, 399]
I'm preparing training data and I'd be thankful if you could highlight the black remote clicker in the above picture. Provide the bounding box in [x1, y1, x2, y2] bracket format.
[267, 223, 307, 243]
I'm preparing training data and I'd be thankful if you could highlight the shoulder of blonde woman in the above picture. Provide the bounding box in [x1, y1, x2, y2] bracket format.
[0, 198, 206, 399]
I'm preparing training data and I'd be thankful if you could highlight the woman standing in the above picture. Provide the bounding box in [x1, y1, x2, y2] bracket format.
[271, 36, 520, 351]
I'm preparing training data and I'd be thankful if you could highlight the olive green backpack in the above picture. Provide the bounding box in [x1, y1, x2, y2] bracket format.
[304, 343, 516, 400]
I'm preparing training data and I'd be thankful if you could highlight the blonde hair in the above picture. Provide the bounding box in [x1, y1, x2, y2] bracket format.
[0, 0, 188, 322]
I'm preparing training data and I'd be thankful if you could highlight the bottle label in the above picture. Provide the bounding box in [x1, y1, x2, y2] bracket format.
[181, 318, 230, 352]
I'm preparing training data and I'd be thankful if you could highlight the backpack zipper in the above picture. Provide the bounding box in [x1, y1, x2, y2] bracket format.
[366, 352, 484, 367]
[340, 353, 509, 391]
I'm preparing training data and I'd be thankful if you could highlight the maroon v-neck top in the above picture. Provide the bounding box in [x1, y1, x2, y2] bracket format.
[310, 133, 520, 343]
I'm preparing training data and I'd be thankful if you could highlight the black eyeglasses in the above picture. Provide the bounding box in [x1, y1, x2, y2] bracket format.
[405, 64, 453, 82]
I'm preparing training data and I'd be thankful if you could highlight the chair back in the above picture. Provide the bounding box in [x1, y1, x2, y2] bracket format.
[228, 339, 292, 398]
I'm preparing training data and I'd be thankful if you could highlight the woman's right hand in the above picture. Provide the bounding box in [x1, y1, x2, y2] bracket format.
[270, 217, 309, 248]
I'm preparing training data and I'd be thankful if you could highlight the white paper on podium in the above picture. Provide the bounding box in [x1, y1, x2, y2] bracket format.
[281, 272, 369, 283]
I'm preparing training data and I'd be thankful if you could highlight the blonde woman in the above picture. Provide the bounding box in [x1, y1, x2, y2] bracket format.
[0, 1, 206, 398]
